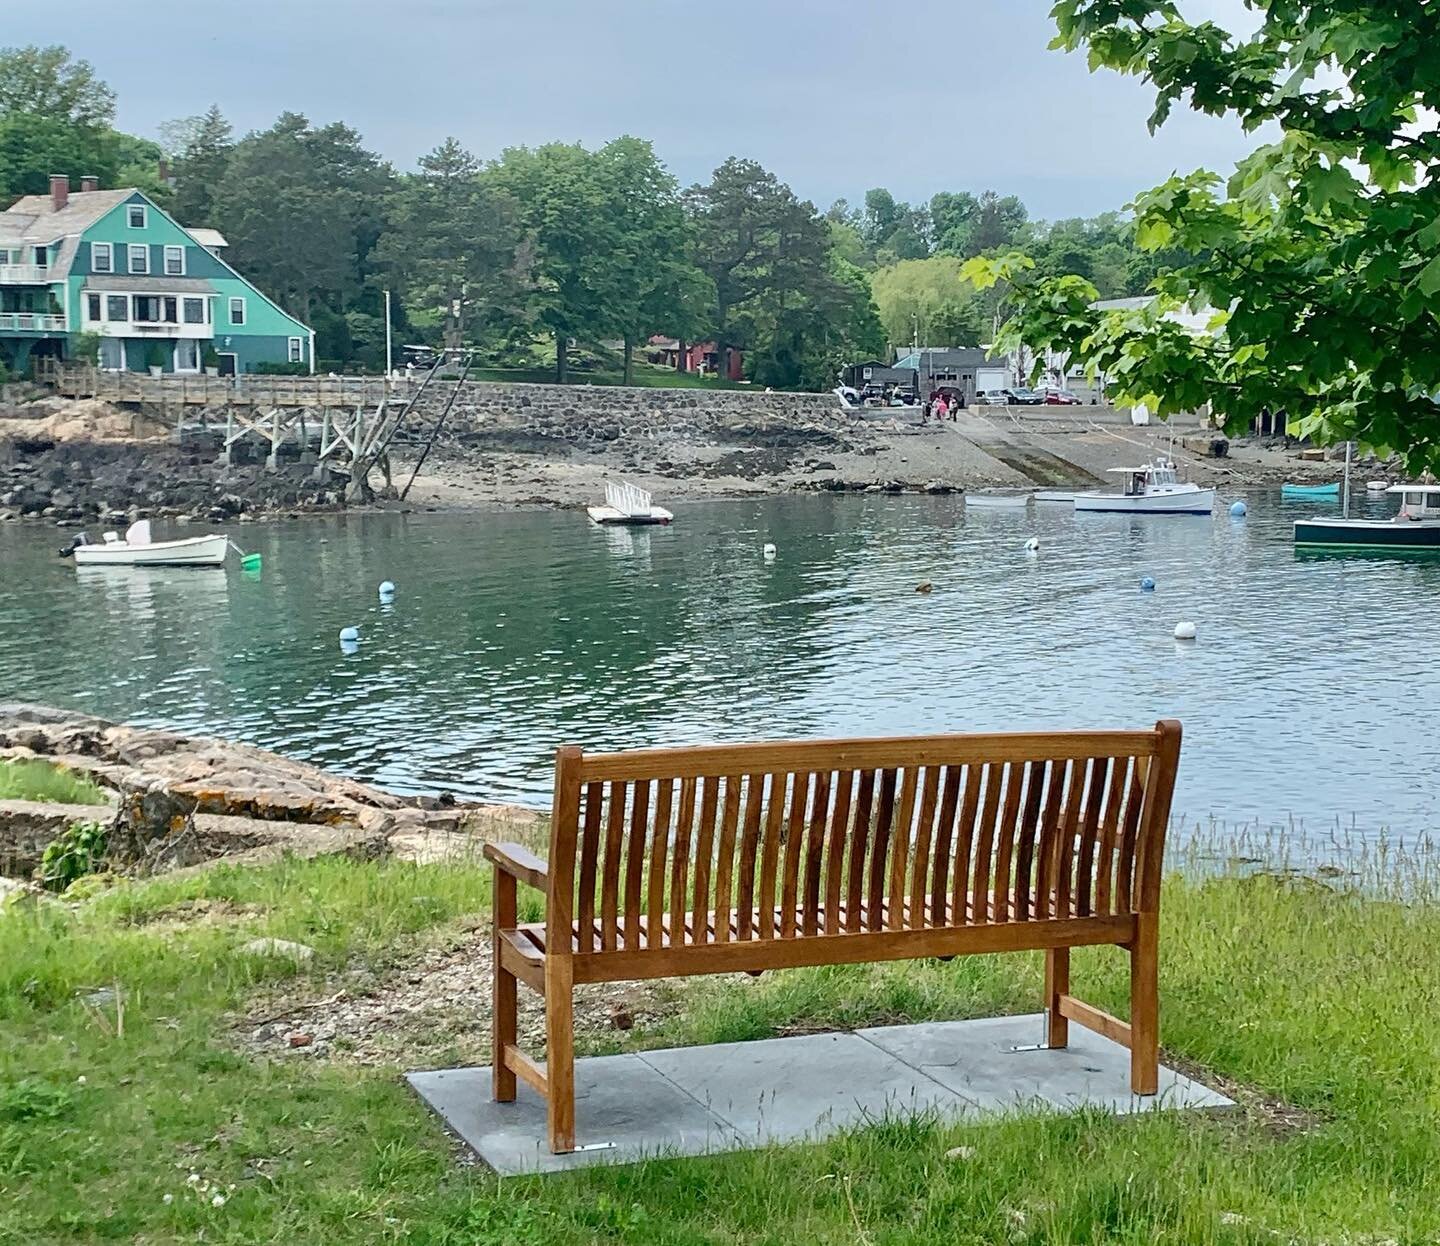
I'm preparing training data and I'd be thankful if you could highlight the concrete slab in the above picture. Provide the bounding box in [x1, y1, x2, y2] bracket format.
[407, 1056, 741, 1176]
[857, 1014, 1234, 1114]
[639, 1030, 975, 1145]
[407, 1013, 1234, 1176]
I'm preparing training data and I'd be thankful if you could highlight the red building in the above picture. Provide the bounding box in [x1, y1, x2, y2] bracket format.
[646, 336, 744, 381]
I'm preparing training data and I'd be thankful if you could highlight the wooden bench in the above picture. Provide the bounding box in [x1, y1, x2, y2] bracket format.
[486, 720, 1182, 1153]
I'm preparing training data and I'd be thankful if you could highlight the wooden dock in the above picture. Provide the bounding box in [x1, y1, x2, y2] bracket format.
[35, 361, 413, 409]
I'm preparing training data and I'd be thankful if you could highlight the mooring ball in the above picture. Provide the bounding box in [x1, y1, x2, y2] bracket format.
[378, 580, 396, 597]
[1173, 621, 1197, 641]
[1140, 576, 1156, 592]
[763, 543, 777, 558]
[1024, 537, 1040, 552]
[339, 626, 359, 643]
[1229, 501, 1247, 517]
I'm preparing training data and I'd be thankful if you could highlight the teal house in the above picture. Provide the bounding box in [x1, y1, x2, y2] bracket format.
[0, 175, 312, 376]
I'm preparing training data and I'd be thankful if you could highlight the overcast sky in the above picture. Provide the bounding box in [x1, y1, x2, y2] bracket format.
[18, 0, 1262, 221]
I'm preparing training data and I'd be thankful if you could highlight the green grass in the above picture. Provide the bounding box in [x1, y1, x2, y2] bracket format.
[0, 759, 108, 806]
[464, 364, 753, 391]
[2, 844, 1438, 1243]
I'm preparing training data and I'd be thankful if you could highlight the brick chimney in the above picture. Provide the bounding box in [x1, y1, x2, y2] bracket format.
[49, 174, 69, 212]
[79, 175, 99, 193]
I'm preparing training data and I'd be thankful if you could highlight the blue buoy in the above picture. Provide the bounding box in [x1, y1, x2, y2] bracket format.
[378, 580, 396, 598]
[1230, 500, 1247, 518]
[1140, 576, 1156, 592]
[339, 626, 359, 643]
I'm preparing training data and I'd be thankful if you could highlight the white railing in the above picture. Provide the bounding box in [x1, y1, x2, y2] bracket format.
[0, 312, 65, 333]
[0, 264, 51, 284]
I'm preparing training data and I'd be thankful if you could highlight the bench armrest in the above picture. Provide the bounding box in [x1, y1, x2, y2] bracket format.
[483, 842, 549, 891]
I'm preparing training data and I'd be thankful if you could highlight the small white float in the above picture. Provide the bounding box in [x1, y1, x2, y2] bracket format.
[965, 491, 1031, 509]
[586, 480, 673, 526]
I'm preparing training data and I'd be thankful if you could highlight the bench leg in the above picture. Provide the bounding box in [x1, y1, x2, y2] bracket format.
[1044, 947, 1070, 1048]
[1130, 913, 1159, 1095]
[492, 871, 517, 1103]
[545, 955, 576, 1153]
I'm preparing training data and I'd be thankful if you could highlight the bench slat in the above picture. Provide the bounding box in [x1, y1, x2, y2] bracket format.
[691, 776, 720, 943]
[824, 770, 855, 935]
[1116, 755, 1148, 913]
[600, 780, 627, 952]
[780, 772, 809, 938]
[1012, 758, 1048, 921]
[624, 779, 650, 949]
[734, 775, 765, 940]
[801, 770, 831, 937]
[576, 782, 603, 954]
[669, 777, 697, 949]
[845, 770, 875, 934]
[907, 765, 942, 929]
[992, 761, 1025, 923]
[866, 769, 897, 931]
[712, 775, 743, 944]
[647, 778, 673, 949]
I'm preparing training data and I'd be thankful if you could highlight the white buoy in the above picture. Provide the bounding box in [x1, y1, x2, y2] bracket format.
[763, 543, 777, 559]
[339, 625, 359, 643]
[1173, 621, 1197, 641]
[378, 580, 396, 598]
[1229, 500, 1247, 518]
[1024, 537, 1040, 553]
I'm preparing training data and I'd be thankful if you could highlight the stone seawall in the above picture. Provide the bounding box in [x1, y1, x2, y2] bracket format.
[408, 381, 847, 448]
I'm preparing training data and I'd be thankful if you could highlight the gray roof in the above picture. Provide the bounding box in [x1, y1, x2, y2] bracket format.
[0, 189, 134, 279]
[187, 227, 228, 248]
[84, 275, 217, 294]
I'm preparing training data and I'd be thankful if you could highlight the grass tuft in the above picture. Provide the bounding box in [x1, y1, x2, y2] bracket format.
[0, 759, 109, 806]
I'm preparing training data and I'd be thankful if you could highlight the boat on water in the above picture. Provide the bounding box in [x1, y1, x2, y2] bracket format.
[1282, 482, 1341, 500]
[964, 491, 1031, 508]
[586, 480, 673, 526]
[1072, 459, 1215, 515]
[1294, 483, 1440, 552]
[60, 520, 231, 567]
[1033, 489, 1080, 504]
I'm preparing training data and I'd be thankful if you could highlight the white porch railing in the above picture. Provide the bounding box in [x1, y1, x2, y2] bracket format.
[0, 312, 65, 333]
[0, 265, 52, 284]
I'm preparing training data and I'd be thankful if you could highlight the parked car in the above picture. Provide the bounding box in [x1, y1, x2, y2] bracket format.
[975, 389, 1016, 404]
[1007, 388, 1046, 405]
[1043, 389, 1082, 405]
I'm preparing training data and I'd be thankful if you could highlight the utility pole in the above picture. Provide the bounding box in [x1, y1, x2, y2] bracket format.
[383, 289, 394, 388]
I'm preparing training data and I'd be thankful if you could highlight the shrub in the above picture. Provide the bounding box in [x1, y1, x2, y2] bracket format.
[39, 820, 108, 893]
[70, 331, 101, 366]
[0, 759, 108, 804]
[251, 361, 308, 376]
[202, 345, 220, 370]
[143, 340, 168, 371]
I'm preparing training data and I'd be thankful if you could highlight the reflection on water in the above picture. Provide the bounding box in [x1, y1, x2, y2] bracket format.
[1, 492, 1437, 842]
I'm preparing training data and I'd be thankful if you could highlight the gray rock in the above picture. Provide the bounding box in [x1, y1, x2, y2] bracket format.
[242, 937, 315, 961]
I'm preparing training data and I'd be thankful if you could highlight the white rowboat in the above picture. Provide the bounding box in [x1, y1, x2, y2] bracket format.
[70, 520, 230, 567]
[965, 492, 1031, 508]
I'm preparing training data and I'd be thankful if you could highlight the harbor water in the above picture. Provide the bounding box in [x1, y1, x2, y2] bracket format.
[1, 491, 1435, 843]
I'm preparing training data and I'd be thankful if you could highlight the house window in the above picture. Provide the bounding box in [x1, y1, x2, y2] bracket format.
[183, 297, 205, 324]
[91, 241, 113, 273]
[32, 245, 48, 269]
[134, 295, 178, 323]
[288, 337, 303, 364]
[87, 293, 102, 321]
[175, 340, 200, 372]
[99, 338, 124, 370]
[127, 204, 147, 229]
[163, 245, 185, 276]
[229, 296, 246, 326]
[106, 295, 129, 322]
[0, 250, 9, 264]
[128, 244, 149, 275]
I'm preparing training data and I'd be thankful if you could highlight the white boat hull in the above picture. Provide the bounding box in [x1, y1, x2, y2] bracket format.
[1074, 487, 1214, 515]
[965, 493, 1030, 508]
[73, 533, 230, 566]
[1033, 490, 1080, 504]
[586, 505, 673, 526]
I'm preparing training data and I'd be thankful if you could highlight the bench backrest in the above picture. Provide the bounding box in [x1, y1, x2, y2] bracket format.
[546, 721, 1181, 957]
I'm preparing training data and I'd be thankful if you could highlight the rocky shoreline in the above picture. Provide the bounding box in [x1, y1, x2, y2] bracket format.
[0, 704, 542, 890]
[0, 386, 1374, 526]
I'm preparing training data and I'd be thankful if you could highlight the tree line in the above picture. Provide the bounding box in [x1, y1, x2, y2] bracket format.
[3, 45, 1172, 388]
